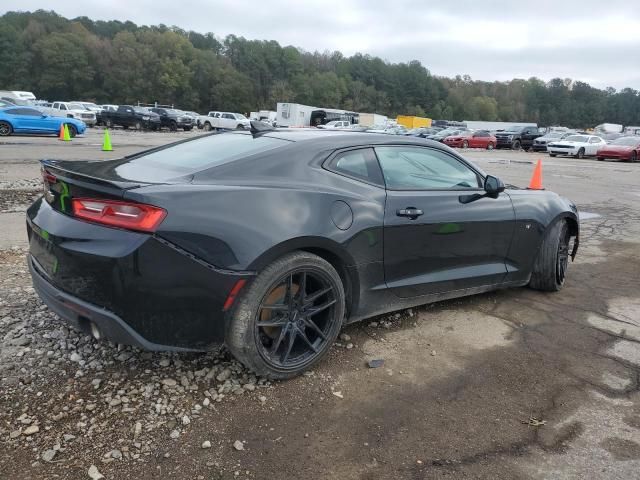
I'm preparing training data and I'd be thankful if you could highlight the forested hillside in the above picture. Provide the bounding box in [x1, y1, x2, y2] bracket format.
[1, 10, 638, 127]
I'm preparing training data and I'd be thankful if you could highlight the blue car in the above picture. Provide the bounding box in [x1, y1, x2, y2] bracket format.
[0, 106, 86, 137]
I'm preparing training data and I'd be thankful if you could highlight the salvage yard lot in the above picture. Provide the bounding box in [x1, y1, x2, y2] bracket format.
[1, 129, 640, 479]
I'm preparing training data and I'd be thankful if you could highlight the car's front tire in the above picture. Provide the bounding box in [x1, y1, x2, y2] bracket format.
[576, 148, 585, 159]
[226, 251, 345, 379]
[529, 220, 571, 292]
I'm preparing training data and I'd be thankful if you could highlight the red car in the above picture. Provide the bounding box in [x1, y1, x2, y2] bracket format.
[596, 136, 640, 162]
[443, 130, 497, 150]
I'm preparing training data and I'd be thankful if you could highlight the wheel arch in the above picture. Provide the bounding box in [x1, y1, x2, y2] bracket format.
[247, 236, 359, 319]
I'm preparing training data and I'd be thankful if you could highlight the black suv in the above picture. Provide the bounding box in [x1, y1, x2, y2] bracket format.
[149, 108, 194, 131]
[494, 126, 542, 150]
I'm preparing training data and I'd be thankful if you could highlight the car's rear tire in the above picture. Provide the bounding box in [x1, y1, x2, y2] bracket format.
[105, 118, 113, 128]
[462, 140, 469, 148]
[576, 148, 585, 159]
[529, 220, 571, 292]
[597, 157, 604, 161]
[226, 251, 345, 379]
[630, 151, 638, 162]
[0, 121, 12, 136]
[487, 142, 494, 150]
[66, 124, 77, 138]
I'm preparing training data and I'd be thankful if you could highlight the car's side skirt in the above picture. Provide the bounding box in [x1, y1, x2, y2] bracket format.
[345, 279, 529, 324]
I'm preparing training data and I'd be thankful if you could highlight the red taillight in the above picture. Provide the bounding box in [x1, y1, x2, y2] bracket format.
[41, 167, 56, 185]
[223, 279, 247, 311]
[71, 198, 166, 232]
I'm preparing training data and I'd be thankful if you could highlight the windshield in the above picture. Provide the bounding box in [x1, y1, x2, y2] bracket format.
[562, 135, 588, 142]
[82, 103, 98, 108]
[69, 103, 88, 110]
[544, 132, 564, 139]
[504, 126, 524, 133]
[133, 107, 150, 114]
[611, 137, 640, 146]
[114, 133, 290, 182]
[235, 114, 247, 120]
[437, 129, 457, 136]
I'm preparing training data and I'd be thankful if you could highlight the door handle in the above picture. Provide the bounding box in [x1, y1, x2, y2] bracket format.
[396, 207, 424, 219]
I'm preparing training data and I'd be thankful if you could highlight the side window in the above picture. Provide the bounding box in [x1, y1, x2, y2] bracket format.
[326, 148, 383, 185]
[222, 113, 234, 119]
[60, 104, 67, 111]
[375, 146, 481, 190]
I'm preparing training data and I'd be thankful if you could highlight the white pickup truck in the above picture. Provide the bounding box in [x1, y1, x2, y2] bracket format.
[197, 111, 251, 131]
[45, 101, 97, 126]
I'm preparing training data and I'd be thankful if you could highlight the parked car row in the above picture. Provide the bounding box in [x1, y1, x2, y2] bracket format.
[98, 106, 194, 131]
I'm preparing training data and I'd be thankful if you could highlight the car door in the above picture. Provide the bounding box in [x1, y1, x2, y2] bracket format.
[587, 136, 603, 155]
[470, 132, 484, 148]
[521, 127, 538, 148]
[16, 108, 54, 132]
[375, 145, 515, 298]
[221, 113, 235, 129]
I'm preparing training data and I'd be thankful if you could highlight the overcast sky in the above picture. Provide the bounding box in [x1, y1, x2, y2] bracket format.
[4, 1, 640, 90]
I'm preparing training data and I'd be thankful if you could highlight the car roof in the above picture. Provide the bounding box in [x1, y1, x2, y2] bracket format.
[243, 129, 453, 149]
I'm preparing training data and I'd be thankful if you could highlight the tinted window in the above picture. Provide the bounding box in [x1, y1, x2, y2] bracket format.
[375, 146, 480, 190]
[6, 108, 37, 115]
[222, 113, 234, 119]
[114, 133, 290, 182]
[328, 148, 383, 185]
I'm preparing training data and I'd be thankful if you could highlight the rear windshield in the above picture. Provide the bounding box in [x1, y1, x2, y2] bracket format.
[114, 133, 289, 182]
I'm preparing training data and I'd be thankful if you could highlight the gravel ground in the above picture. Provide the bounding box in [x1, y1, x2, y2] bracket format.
[1, 129, 640, 479]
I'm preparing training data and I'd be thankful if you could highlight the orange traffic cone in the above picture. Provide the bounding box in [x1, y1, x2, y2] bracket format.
[58, 124, 65, 141]
[528, 159, 544, 190]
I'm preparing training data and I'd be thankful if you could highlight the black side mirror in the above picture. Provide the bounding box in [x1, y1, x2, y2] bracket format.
[484, 175, 505, 195]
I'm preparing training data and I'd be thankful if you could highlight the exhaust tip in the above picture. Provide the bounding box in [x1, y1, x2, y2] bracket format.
[90, 322, 102, 341]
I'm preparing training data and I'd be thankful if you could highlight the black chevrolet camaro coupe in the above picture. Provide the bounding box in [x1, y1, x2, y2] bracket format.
[27, 127, 579, 378]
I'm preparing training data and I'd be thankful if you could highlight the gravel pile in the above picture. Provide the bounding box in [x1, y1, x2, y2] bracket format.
[0, 247, 270, 475]
[0, 179, 41, 190]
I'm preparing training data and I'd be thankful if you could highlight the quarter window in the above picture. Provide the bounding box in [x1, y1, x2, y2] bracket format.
[375, 146, 481, 190]
[327, 148, 383, 185]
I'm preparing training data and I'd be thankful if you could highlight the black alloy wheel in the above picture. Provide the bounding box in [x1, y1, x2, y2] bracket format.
[255, 269, 337, 371]
[226, 251, 345, 379]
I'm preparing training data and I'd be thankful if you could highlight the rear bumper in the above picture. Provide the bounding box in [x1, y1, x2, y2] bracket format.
[29, 255, 197, 351]
[26, 197, 253, 350]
